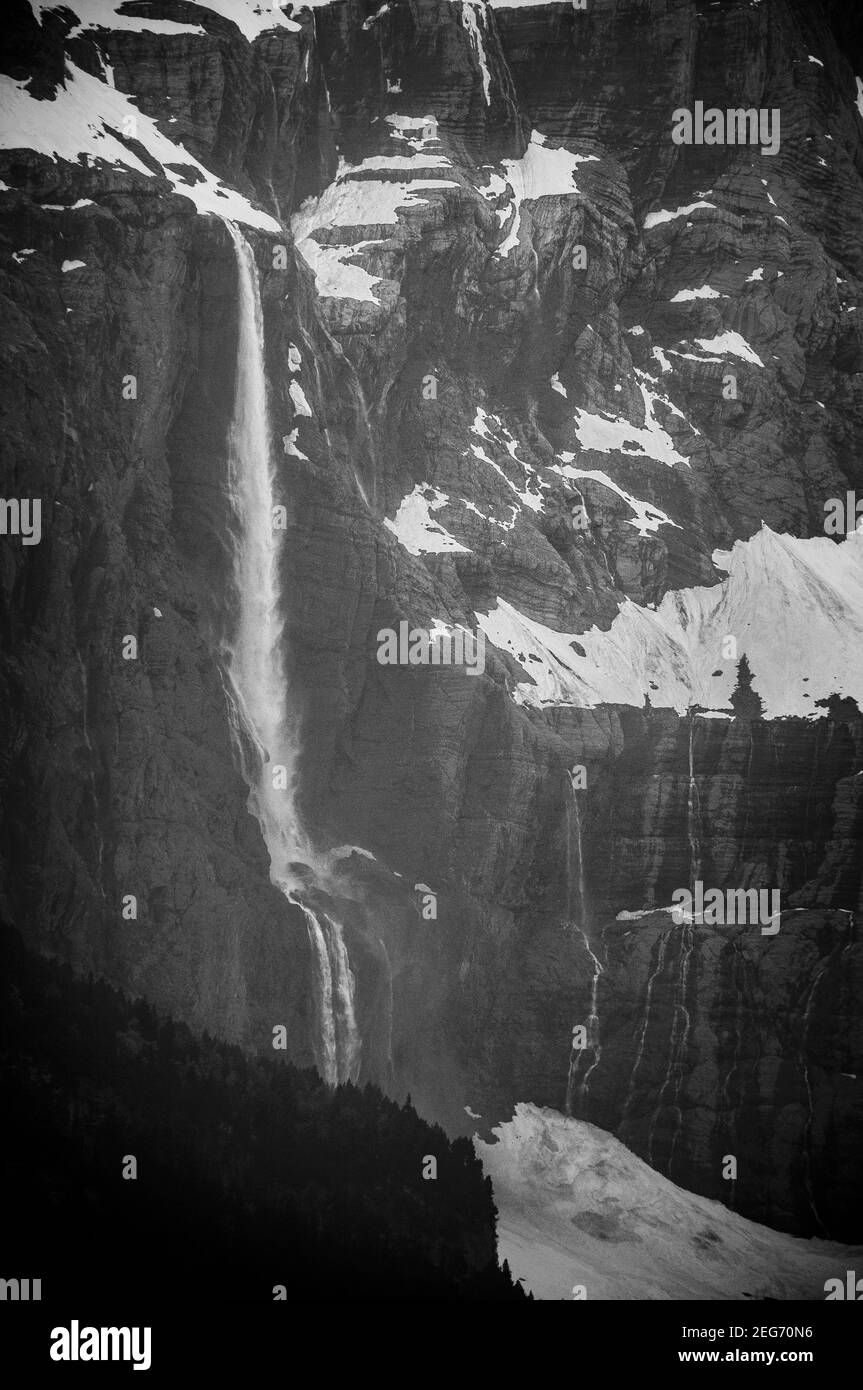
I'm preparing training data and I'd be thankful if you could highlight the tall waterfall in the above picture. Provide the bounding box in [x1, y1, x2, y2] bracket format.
[644, 719, 700, 1166]
[686, 715, 702, 890]
[221, 219, 360, 1084]
[620, 928, 670, 1136]
[564, 772, 603, 1116]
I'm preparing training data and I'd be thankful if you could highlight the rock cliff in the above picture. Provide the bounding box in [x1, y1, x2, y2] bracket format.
[1, 0, 861, 1239]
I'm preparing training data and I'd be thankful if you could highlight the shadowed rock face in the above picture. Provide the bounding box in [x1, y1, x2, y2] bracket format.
[1, 0, 862, 1238]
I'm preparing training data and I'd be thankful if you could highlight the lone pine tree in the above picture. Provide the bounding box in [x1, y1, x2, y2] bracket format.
[730, 654, 764, 721]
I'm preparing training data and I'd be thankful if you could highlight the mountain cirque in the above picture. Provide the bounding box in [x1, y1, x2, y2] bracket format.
[1, 0, 862, 1240]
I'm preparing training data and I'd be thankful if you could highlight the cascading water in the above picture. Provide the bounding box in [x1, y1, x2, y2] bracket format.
[221, 218, 305, 878]
[646, 717, 701, 1168]
[798, 910, 856, 1234]
[564, 772, 603, 1116]
[718, 939, 745, 1208]
[620, 928, 669, 1135]
[686, 714, 702, 887]
[220, 219, 360, 1084]
[566, 928, 604, 1115]
[647, 922, 693, 1169]
[301, 904, 361, 1085]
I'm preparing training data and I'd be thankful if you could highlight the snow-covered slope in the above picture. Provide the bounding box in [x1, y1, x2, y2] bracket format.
[0, 60, 279, 230]
[476, 1104, 862, 1300]
[477, 527, 863, 717]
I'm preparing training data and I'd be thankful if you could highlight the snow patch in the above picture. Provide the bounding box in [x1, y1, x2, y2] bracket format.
[550, 463, 679, 538]
[477, 528, 863, 718]
[693, 331, 764, 366]
[29, 0, 206, 36]
[488, 130, 598, 259]
[61, 258, 86, 271]
[282, 429, 308, 461]
[570, 382, 691, 468]
[476, 1103, 858, 1300]
[0, 61, 280, 231]
[289, 381, 312, 417]
[670, 285, 725, 302]
[644, 201, 716, 230]
[384, 485, 471, 555]
[184, 0, 301, 39]
[291, 163, 456, 302]
[470, 409, 547, 511]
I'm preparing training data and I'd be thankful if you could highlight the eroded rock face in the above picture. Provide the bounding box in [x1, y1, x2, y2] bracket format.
[1, 0, 862, 1237]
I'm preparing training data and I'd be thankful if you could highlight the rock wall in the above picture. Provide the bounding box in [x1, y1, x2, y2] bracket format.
[1, 0, 862, 1237]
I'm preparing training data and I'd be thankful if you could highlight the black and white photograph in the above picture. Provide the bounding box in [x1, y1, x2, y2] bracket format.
[1, 0, 862, 1358]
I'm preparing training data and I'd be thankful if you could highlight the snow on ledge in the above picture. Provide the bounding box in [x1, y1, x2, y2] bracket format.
[670, 285, 726, 302]
[29, 0, 207, 37]
[476, 528, 863, 718]
[694, 331, 764, 366]
[644, 201, 716, 230]
[384, 485, 471, 555]
[569, 381, 692, 468]
[550, 462, 679, 538]
[0, 61, 280, 231]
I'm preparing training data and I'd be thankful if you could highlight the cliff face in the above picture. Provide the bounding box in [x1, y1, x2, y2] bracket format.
[2, 0, 862, 1239]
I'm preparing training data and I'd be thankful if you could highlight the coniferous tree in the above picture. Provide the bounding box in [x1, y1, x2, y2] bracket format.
[730, 654, 764, 720]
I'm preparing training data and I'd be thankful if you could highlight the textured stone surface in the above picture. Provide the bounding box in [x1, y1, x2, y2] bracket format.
[1, 0, 862, 1238]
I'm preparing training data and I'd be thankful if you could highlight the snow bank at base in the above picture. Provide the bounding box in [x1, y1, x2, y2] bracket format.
[475, 1104, 860, 1300]
[476, 527, 863, 717]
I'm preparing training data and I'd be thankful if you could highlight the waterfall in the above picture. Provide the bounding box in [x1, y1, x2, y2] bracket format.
[566, 777, 588, 930]
[301, 905, 361, 1086]
[718, 939, 745, 1208]
[647, 922, 693, 1170]
[564, 772, 603, 1115]
[566, 927, 604, 1115]
[620, 928, 670, 1134]
[687, 715, 701, 892]
[220, 219, 360, 1083]
[641, 715, 701, 1167]
[796, 924, 852, 1239]
[221, 218, 306, 882]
